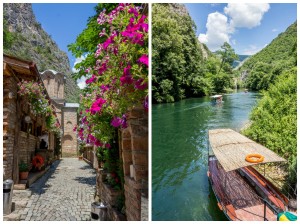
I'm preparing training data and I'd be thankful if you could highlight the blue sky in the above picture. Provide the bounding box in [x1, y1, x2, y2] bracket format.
[32, 3, 97, 70]
[185, 3, 297, 55]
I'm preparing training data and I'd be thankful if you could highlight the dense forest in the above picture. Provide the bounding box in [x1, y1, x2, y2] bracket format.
[152, 4, 237, 103]
[240, 22, 297, 90]
[242, 22, 297, 194]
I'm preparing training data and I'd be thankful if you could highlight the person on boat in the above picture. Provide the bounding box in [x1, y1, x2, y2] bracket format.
[277, 199, 297, 221]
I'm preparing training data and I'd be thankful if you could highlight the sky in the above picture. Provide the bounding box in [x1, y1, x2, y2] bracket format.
[185, 3, 297, 55]
[32, 3, 97, 71]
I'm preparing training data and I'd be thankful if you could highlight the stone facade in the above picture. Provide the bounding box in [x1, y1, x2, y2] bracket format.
[122, 107, 148, 221]
[3, 55, 57, 184]
[3, 73, 19, 182]
[94, 107, 148, 221]
[62, 105, 78, 157]
[40, 70, 78, 157]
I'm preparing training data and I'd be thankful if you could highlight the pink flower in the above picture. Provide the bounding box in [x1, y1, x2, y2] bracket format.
[105, 143, 111, 149]
[100, 85, 110, 93]
[111, 116, 122, 127]
[135, 79, 147, 90]
[138, 54, 148, 67]
[143, 95, 148, 112]
[120, 65, 134, 85]
[132, 32, 144, 45]
[86, 75, 97, 84]
[73, 125, 77, 132]
[128, 7, 139, 17]
[99, 28, 106, 37]
[98, 61, 108, 75]
[95, 139, 103, 147]
[97, 10, 106, 25]
[90, 98, 107, 115]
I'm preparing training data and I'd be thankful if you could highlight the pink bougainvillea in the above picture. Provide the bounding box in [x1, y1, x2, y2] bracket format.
[74, 3, 148, 151]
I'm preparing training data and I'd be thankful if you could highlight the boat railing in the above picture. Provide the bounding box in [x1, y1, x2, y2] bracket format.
[263, 172, 297, 200]
[220, 173, 282, 221]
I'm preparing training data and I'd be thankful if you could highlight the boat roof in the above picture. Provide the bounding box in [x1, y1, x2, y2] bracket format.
[210, 95, 222, 98]
[208, 129, 286, 172]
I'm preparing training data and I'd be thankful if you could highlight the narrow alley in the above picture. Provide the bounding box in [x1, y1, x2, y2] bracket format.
[5, 158, 96, 221]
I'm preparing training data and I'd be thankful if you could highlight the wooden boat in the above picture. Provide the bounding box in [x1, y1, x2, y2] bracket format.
[210, 95, 223, 103]
[207, 129, 292, 221]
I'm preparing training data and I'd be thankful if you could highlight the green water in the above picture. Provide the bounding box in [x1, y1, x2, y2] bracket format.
[152, 91, 259, 221]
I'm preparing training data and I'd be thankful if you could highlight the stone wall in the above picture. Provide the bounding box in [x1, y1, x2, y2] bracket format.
[96, 169, 126, 221]
[3, 74, 18, 181]
[122, 107, 148, 221]
[62, 107, 78, 157]
[82, 146, 99, 169]
[94, 107, 148, 221]
[18, 132, 38, 165]
[40, 70, 64, 99]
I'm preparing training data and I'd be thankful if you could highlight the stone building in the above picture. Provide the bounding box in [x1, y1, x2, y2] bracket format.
[40, 70, 79, 158]
[3, 55, 59, 184]
[3, 54, 79, 186]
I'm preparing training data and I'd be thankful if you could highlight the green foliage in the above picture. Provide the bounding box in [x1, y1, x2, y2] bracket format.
[152, 4, 208, 103]
[3, 19, 14, 49]
[216, 42, 238, 74]
[19, 161, 29, 172]
[68, 4, 119, 81]
[241, 22, 297, 90]
[152, 4, 237, 103]
[211, 71, 234, 93]
[243, 67, 297, 189]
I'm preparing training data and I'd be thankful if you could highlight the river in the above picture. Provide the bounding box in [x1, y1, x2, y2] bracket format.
[152, 91, 259, 221]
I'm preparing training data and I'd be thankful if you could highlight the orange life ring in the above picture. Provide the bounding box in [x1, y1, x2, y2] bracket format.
[245, 154, 264, 163]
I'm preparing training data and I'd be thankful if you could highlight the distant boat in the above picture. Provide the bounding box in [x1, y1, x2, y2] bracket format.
[210, 95, 223, 103]
[207, 129, 294, 221]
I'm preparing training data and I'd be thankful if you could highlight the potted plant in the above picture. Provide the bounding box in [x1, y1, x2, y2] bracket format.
[19, 161, 29, 180]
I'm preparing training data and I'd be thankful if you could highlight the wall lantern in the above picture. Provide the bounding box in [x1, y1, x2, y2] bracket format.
[24, 115, 31, 124]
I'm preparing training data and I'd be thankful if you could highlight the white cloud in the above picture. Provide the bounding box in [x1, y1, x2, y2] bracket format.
[72, 55, 86, 73]
[199, 4, 270, 52]
[272, 28, 278, 32]
[198, 12, 231, 51]
[72, 55, 88, 89]
[242, 44, 264, 55]
[211, 4, 220, 7]
[77, 76, 87, 89]
[224, 3, 270, 29]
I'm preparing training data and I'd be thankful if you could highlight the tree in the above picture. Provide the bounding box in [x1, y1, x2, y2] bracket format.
[243, 67, 297, 195]
[152, 4, 209, 103]
[216, 42, 238, 74]
[68, 4, 119, 81]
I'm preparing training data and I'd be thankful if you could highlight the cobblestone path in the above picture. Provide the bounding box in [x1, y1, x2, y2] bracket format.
[20, 158, 96, 221]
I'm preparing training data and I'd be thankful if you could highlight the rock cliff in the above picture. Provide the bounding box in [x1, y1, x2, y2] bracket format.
[3, 3, 79, 102]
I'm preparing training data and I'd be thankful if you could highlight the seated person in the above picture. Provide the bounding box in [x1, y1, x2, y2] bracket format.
[40, 139, 47, 149]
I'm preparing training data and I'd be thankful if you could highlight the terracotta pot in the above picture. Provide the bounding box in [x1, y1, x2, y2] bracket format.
[78, 156, 83, 160]
[19, 171, 29, 180]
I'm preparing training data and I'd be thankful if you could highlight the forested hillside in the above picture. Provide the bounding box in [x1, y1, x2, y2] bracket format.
[242, 21, 297, 194]
[152, 4, 237, 103]
[240, 22, 297, 90]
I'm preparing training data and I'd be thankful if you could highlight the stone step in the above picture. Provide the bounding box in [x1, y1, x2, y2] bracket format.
[3, 212, 21, 221]
[13, 189, 32, 199]
[13, 200, 28, 210]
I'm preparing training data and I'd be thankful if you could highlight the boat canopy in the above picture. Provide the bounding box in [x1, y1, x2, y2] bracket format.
[210, 95, 222, 99]
[208, 129, 286, 172]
